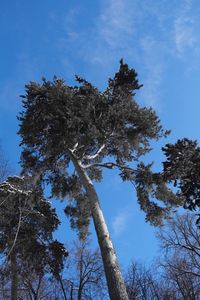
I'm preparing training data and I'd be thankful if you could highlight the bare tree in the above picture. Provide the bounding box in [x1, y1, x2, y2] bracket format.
[20, 271, 67, 300]
[65, 239, 108, 300]
[0, 264, 71, 300]
[125, 262, 163, 300]
[125, 260, 194, 300]
[157, 212, 200, 299]
[0, 144, 11, 182]
[121, 213, 200, 300]
[0, 238, 107, 299]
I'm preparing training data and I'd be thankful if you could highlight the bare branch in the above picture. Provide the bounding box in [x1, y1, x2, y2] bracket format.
[0, 196, 9, 207]
[7, 206, 22, 258]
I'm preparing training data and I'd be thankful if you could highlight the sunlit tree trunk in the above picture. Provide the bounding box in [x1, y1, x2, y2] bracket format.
[70, 153, 129, 300]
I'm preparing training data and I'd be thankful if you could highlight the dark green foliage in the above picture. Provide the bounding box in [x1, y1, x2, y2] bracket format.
[64, 197, 91, 240]
[18, 60, 173, 231]
[0, 175, 68, 277]
[47, 240, 67, 279]
[48, 172, 91, 239]
[18, 60, 163, 167]
[110, 59, 143, 93]
[120, 162, 182, 226]
[162, 138, 200, 215]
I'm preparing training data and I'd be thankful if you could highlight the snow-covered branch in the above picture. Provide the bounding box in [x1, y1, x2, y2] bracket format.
[70, 142, 79, 153]
[81, 161, 133, 171]
[83, 144, 105, 160]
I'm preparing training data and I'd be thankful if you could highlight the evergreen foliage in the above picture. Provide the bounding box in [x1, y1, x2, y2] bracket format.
[162, 138, 200, 220]
[0, 175, 67, 278]
[18, 60, 186, 299]
[18, 60, 174, 230]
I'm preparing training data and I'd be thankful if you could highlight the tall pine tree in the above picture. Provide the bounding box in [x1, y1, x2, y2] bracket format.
[18, 60, 178, 299]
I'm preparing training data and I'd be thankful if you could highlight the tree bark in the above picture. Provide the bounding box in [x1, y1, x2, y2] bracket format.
[10, 252, 18, 300]
[70, 153, 129, 300]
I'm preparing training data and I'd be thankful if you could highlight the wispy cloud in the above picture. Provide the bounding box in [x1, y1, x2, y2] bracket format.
[84, 0, 139, 67]
[84, 0, 173, 108]
[175, 17, 196, 54]
[62, 8, 81, 43]
[174, 0, 198, 57]
[99, 0, 135, 48]
[111, 208, 132, 237]
[57, 0, 200, 107]
[138, 36, 165, 109]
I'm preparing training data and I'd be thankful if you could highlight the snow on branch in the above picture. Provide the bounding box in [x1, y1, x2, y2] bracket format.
[70, 142, 79, 154]
[81, 161, 133, 171]
[83, 144, 106, 160]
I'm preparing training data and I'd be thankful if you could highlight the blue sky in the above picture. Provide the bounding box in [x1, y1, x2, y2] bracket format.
[1, 0, 200, 269]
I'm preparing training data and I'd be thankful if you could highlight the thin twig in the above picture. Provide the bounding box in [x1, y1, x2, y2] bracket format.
[0, 196, 9, 207]
[7, 206, 22, 258]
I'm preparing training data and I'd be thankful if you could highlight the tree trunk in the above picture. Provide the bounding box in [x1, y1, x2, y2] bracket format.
[70, 154, 129, 300]
[10, 252, 18, 300]
[78, 285, 83, 300]
[78, 250, 83, 300]
[58, 274, 68, 300]
[70, 281, 74, 300]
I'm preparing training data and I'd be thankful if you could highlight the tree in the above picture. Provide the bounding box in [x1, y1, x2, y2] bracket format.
[0, 175, 68, 299]
[124, 212, 200, 300]
[162, 138, 200, 219]
[18, 60, 177, 299]
[65, 239, 107, 300]
[157, 212, 200, 299]
[125, 261, 179, 300]
[0, 145, 11, 182]
[0, 272, 70, 299]
[125, 262, 159, 300]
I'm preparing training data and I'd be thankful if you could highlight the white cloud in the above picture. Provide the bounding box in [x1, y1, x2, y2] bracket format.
[85, 0, 171, 108]
[57, 0, 200, 108]
[138, 35, 165, 109]
[99, 0, 135, 48]
[175, 16, 197, 56]
[63, 8, 81, 42]
[111, 208, 132, 237]
[173, 0, 199, 57]
[80, 0, 137, 68]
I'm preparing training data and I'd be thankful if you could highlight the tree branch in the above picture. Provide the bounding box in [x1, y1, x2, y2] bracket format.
[70, 142, 79, 154]
[83, 144, 105, 160]
[7, 206, 22, 258]
[81, 161, 133, 171]
[0, 196, 9, 207]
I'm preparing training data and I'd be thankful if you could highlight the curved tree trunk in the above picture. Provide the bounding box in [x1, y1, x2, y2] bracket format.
[70, 154, 129, 300]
